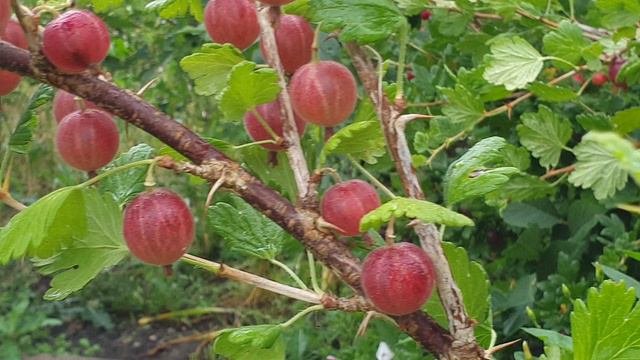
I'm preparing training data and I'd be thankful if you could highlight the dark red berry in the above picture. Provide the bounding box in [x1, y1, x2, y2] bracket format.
[260, 15, 314, 75]
[244, 100, 306, 151]
[204, 0, 259, 51]
[0, 20, 27, 96]
[591, 72, 608, 87]
[609, 57, 627, 89]
[321, 180, 381, 237]
[0, 0, 11, 35]
[53, 90, 101, 123]
[421, 10, 431, 21]
[407, 71, 415, 81]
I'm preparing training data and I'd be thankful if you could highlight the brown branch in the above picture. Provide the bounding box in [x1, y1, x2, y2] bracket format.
[540, 164, 576, 180]
[0, 42, 457, 355]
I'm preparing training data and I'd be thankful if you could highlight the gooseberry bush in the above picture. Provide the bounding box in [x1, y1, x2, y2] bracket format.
[1, 0, 640, 359]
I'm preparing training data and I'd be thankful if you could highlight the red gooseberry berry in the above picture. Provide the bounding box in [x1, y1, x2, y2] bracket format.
[260, 15, 314, 75]
[123, 189, 195, 266]
[0, 0, 11, 35]
[421, 10, 432, 21]
[53, 90, 101, 123]
[204, 0, 260, 51]
[244, 100, 306, 151]
[361, 242, 436, 316]
[0, 20, 27, 96]
[591, 72, 608, 87]
[321, 180, 381, 237]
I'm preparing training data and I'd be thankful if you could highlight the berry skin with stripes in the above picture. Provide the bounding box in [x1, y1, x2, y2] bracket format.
[321, 180, 381, 237]
[0, 0, 11, 36]
[0, 20, 28, 96]
[123, 189, 195, 266]
[204, 0, 259, 51]
[55, 109, 119, 172]
[289, 60, 358, 127]
[361, 242, 436, 316]
[243, 99, 306, 151]
[260, 15, 314, 75]
[42, 10, 111, 73]
[53, 90, 101, 123]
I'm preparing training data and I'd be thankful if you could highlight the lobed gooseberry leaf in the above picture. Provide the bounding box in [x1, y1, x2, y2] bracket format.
[0, 187, 86, 264]
[180, 44, 245, 96]
[208, 195, 289, 260]
[10, 85, 52, 154]
[146, 0, 204, 21]
[99, 144, 156, 206]
[423, 242, 493, 348]
[483, 36, 545, 90]
[33, 189, 129, 301]
[485, 174, 556, 208]
[443, 137, 521, 205]
[599, 264, 640, 299]
[218, 62, 281, 121]
[240, 146, 298, 201]
[594, 0, 640, 30]
[502, 200, 562, 229]
[522, 328, 574, 357]
[527, 82, 577, 102]
[577, 113, 613, 132]
[612, 107, 640, 135]
[360, 197, 474, 232]
[393, 0, 428, 15]
[440, 84, 485, 127]
[320, 121, 386, 166]
[542, 21, 590, 68]
[283, 0, 310, 17]
[213, 325, 285, 360]
[568, 132, 640, 200]
[310, 0, 406, 44]
[517, 105, 573, 169]
[571, 280, 640, 359]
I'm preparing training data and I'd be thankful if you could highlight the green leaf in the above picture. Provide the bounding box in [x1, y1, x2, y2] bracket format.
[571, 280, 640, 359]
[320, 121, 386, 165]
[0, 187, 86, 263]
[444, 137, 521, 205]
[618, 59, 640, 86]
[213, 325, 285, 360]
[208, 195, 288, 260]
[99, 144, 155, 206]
[568, 132, 640, 200]
[599, 264, 640, 299]
[310, 0, 406, 44]
[595, 0, 640, 29]
[360, 197, 474, 232]
[393, 0, 427, 15]
[283, 0, 310, 17]
[502, 201, 562, 229]
[522, 328, 573, 351]
[146, 0, 204, 21]
[528, 82, 577, 102]
[612, 107, 640, 135]
[33, 190, 129, 301]
[485, 174, 556, 208]
[241, 146, 298, 202]
[10, 85, 53, 154]
[542, 21, 590, 68]
[483, 36, 545, 90]
[91, 0, 124, 12]
[180, 44, 245, 96]
[517, 105, 573, 168]
[577, 113, 614, 132]
[219, 62, 281, 121]
[424, 242, 492, 347]
[440, 85, 485, 126]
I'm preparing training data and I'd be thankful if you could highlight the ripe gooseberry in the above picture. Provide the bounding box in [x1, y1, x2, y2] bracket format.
[42, 10, 110, 73]
[259, 0, 294, 5]
[421, 10, 432, 21]
[321, 180, 381, 237]
[260, 15, 314, 75]
[244, 100, 306, 151]
[56, 109, 119, 171]
[0, 0, 11, 35]
[591, 72, 608, 87]
[123, 189, 195, 266]
[53, 90, 102, 123]
[609, 58, 627, 89]
[289, 61, 358, 127]
[361, 242, 436, 316]
[0, 20, 28, 96]
[204, 0, 259, 51]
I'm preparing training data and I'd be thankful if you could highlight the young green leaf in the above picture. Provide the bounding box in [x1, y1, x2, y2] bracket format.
[10, 85, 53, 154]
[485, 174, 556, 208]
[612, 107, 640, 135]
[213, 325, 285, 360]
[393, 0, 428, 15]
[310, 0, 406, 43]
[444, 137, 521, 205]
[0, 187, 86, 264]
[99, 144, 156, 206]
[483, 36, 545, 90]
[599, 264, 640, 299]
[146, 0, 204, 21]
[571, 280, 640, 359]
[283, 0, 310, 17]
[568, 132, 640, 200]
[542, 21, 590, 68]
[319, 121, 386, 166]
[33, 189, 129, 301]
[440, 84, 485, 126]
[208, 195, 289, 260]
[517, 105, 573, 168]
[360, 197, 474, 232]
[91, 0, 124, 12]
[594, 0, 640, 29]
[218, 62, 281, 121]
[576, 113, 613, 132]
[527, 82, 577, 103]
[522, 328, 573, 352]
[180, 44, 245, 96]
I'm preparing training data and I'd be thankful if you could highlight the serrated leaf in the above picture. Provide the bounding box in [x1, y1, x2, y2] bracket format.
[542, 21, 590, 68]
[33, 190, 128, 301]
[180, 44, 245, 96]
[577, 113, 613, 132]
[360, 197, 474, 232]
[310, 0, 406, 44]
[440, 85, 485, 126]
[517, 105, 572, 168]
[528, 82, 577, 102]
[444, 137, 521, 205]
[618, 58, 640, 86]
[502, 201, 562, 229]
[208, 195, 288, 260]
[568, 132, 640, 200]
[241, 146, 298, 201]
[283, 0, 310, 17]
[393, 0, 427, 15]
[599, 264, 640, 299]
[484, 36, 545, 90]
[571, 280, 640, 359]
[424, 242, 491, 346]
[612, 107, 640, 135]
[219, 62, 281, 121]
[595, 0, 640, 30]
[99, 144, 155, 206]
[522, 328, 573, 351]
[10, 85, 52, 154]
[213, 325, 285, 360]
[320, 121, 385, 165]
[146, 0, 203, 21]
[485, 174, 556, 208]
[0, 187, 86, 263]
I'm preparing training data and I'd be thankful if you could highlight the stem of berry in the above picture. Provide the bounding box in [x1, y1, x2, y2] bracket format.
[280, 304, 324, 328]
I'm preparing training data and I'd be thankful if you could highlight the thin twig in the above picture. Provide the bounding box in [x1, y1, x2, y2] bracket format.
[540, 164, 576, 180]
